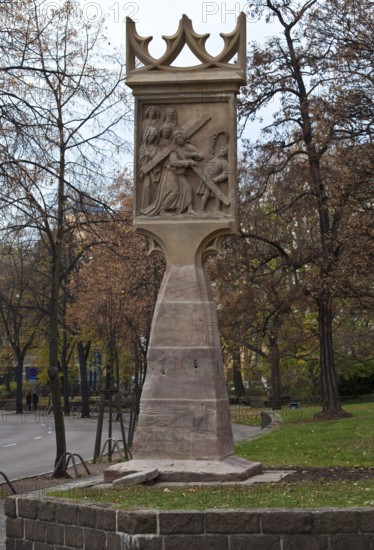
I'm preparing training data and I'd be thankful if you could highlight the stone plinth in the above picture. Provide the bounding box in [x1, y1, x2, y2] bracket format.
[104, 456, 262, 483]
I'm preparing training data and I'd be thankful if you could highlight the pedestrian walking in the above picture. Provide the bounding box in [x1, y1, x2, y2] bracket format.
[32, 391, 39, 411]
[26, 392, 32, 412]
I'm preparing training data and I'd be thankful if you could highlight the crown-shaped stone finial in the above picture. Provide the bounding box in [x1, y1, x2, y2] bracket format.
[126, 13, 246, 82]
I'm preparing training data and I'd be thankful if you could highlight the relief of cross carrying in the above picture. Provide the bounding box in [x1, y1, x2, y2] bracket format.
[138, 106, 231, 216]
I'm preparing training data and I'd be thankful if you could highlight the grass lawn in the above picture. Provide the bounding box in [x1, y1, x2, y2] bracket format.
[49, 401, 374, 509]
[52, 479, 374, 510]
[236, 402, 374, 468]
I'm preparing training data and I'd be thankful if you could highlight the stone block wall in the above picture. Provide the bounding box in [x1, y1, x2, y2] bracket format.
[5, 496, 374, 549]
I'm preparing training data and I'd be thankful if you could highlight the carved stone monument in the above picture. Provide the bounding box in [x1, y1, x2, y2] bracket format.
[105, 14, 261, 482]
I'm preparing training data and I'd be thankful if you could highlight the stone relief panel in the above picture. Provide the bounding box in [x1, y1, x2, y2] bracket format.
[135, 102, 235, 219]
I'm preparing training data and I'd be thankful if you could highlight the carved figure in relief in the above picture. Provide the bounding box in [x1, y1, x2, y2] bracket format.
[158, 124, 174, 149]
[138, 106, 232, 216]
[163, 107, 179, 129]
[141, 130, 204, 216]
[158, 108, 179, 148]
[198, 133, 229, 211]
[138, 126, 161, 209]
[142, 105, 161, 137]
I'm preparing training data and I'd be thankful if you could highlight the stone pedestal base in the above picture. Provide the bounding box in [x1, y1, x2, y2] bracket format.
[104, 455, 262, 483]
[131, 259, 235, 461]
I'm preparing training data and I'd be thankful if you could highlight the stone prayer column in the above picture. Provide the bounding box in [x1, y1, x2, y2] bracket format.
[105, 13, 261, 482]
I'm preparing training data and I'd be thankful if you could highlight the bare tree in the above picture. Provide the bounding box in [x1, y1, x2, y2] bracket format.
[238, 0, 373, 419]
[0, 0, 131, 474]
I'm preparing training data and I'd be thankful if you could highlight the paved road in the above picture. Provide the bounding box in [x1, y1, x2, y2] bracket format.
[0, 411, 124, 480]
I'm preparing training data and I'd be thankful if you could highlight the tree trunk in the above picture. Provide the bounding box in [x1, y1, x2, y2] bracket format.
[49, 361, 66, 475]
[232, 349, 246, 397]
[15, 356, 23, 414]
[49, 146, 67, 476]
[269, 335, 282, 410]
[49, 275, 66, 475]
[4, 371, 11, 394]
[315, 293, 352, 420]
[77, 340, 91, 418]
[61, 327, 70, 415]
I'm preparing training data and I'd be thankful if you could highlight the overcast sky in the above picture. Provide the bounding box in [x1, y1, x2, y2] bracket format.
[78, 1, 279, 61]
[71, 1, 281, 150]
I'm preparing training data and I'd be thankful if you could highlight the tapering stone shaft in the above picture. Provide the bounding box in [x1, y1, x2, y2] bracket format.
[133, 263, 234, 459]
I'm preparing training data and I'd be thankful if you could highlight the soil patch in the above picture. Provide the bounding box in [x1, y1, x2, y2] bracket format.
[282, 467, 374, 483]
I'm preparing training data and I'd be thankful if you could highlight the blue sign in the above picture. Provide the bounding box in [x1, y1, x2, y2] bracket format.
[29, 367, 38, 381]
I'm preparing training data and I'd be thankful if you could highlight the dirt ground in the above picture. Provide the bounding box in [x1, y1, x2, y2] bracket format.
[2, 464, 374, 498]
[283, 467, 374, 483]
